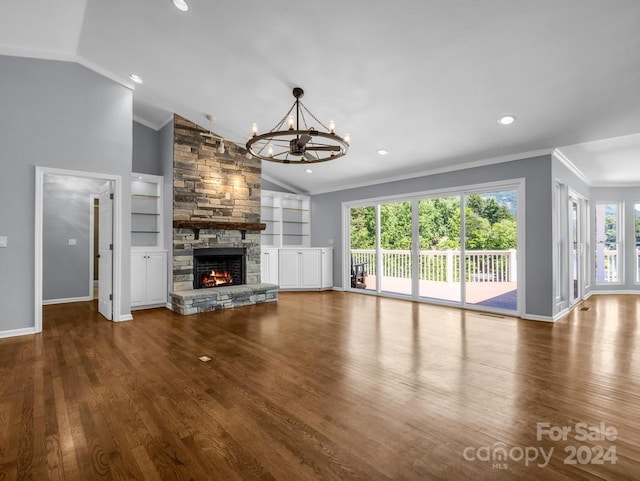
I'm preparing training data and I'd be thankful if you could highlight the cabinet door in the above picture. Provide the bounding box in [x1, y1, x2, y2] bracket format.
[131, 251, 147, 306]
[261, 249, 279, 284]
[146, 252, 167, 304]
[300, 250, 321, 288]
[321, 249, 333, 288]
[278, 250, 301, 288]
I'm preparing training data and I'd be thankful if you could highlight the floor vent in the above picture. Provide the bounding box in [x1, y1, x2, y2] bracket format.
[580, 306, 591, 311]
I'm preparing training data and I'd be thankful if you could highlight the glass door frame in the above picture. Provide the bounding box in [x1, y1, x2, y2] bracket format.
[342, 178, 525, 317]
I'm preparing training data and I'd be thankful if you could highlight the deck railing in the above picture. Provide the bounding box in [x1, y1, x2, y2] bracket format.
[351, 249, 517, 282]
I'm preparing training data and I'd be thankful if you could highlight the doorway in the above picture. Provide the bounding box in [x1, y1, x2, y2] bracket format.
[90, 195, 99, 299]
[35, 167, 123, 332]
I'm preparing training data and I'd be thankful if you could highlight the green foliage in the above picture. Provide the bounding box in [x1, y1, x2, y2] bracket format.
[380, 202, 412, 249]
[350, 206, 376, 249]
[349, 193, 517, 251]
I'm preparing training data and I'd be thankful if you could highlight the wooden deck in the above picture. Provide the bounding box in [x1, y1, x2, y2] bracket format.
[361, 275, 518, 309]
[1, 293, 638, 480]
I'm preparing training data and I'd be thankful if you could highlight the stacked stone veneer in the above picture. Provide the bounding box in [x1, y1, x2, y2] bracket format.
[171, 115, 276, 313]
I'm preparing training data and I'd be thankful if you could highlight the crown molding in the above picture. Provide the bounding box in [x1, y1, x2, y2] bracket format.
[133, 115, 168, 131]
[261, 173, 305, 194]
[0, 46, 76, 62]
[305, 148, 553, 195]
[75, 55, 133, 90]
[552, 149, 592, 186]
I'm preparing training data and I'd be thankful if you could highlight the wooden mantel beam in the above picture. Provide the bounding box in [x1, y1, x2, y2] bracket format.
[173, 220, 266, 231]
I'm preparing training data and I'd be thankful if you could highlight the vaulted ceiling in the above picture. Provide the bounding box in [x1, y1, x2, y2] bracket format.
[2, 0, 639, 193]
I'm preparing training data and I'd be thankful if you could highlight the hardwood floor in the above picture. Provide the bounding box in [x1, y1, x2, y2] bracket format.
[1, 293, 639, 480]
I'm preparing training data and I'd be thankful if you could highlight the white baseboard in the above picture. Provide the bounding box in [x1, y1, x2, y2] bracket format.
[589, 290, 640, 295]
[42, 296, 92, 306]
[552, 308, 571, 322]
[165, 302, 173, 310]
[116, 314, 133, 322]
[0, 327, 37, 339]
[521, 313, 556, 323]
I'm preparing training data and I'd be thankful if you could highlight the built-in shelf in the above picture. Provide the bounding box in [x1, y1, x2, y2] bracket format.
[261, 190, 310, 247]
[131, 173, 163, 248]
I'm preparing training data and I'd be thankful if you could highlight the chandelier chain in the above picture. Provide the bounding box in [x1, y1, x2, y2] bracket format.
[268, 104, 296, 133]
[299, 100, 330, 131]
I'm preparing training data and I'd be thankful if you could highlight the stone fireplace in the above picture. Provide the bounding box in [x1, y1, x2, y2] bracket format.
[169, 115, 278, 315]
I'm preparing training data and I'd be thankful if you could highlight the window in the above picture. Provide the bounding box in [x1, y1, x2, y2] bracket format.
[595, 203, 622, 283]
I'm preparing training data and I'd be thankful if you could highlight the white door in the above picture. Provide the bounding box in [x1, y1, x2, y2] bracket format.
[300, 250, 321, 288]
[98, 183, 113, 319]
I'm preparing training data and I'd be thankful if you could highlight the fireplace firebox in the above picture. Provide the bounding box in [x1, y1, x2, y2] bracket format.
[193, 247, 246, 289]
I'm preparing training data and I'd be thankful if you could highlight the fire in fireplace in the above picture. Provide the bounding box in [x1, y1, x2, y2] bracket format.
[200, 269, 234, 287]
[193, 247, 246, 289]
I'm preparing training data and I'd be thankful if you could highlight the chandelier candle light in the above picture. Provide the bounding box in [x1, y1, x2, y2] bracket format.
[246, 87, 350, 164]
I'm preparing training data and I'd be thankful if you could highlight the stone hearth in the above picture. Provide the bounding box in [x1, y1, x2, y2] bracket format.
[170, 284, 278, 315]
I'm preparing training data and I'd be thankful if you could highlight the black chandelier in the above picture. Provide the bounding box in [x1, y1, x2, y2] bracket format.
[246, 87, 349, 164]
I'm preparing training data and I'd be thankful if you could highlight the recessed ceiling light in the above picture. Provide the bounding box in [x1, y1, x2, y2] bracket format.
[129, 74, 143, 84]
[172, 0, 190, 12]
[498, 115, 516, 125]
[305, 169, 313, 174]
[377, 149, 389, 156]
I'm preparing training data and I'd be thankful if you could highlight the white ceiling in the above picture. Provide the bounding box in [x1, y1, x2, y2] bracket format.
[2, 0, 640, 194]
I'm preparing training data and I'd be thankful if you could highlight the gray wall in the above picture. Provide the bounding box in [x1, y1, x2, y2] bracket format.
[133, 121, 162, 175]
[590, 186, 640, 292]
[311, 155, 554, 318]
[0, 55, 133, 332]
[43, 175, 106, 300]
[159, 119, 174, 299]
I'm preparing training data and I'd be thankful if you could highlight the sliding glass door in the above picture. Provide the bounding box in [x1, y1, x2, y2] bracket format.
[464, 190, 518, 311]
[418, 196, 461, 303]
[380, 201, 412, 295]
[345, 182, 521, 314]
[349, 206, 376, 291]
[636, 204, 640, 283]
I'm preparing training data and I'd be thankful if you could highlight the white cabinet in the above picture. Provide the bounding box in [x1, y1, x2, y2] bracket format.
[261, 248, 279, 285]
[131, 250, 167, 308]
[278, 248, 332, 290]
[321, 248, 333, 289]
[131, 173, 163, 248]
[261, 190, 310, 247]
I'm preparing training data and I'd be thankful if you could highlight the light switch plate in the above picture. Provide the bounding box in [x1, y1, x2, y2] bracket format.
[0, 236, 7, 247]
[68, 239, 77, 246]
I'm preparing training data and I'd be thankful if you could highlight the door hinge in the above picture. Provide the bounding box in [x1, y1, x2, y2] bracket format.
[109, 294, 113, 301]
[109, 244, 113, 251]
[110, 193, 114, 200]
